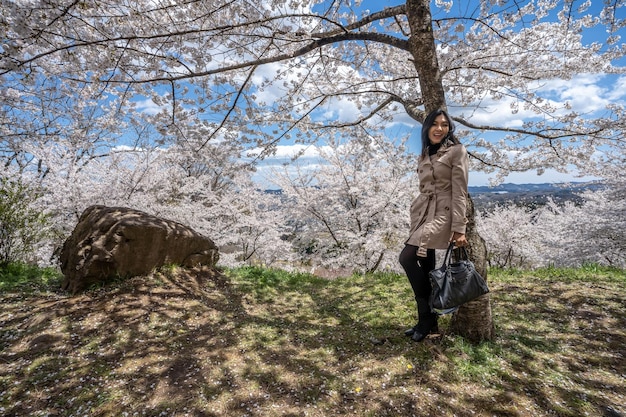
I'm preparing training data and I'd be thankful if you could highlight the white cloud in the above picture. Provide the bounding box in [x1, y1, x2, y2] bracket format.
[536, 74, 609, 113]
[248, 144, 329, 188]
[456, 102, 527, 128]
[250, 62, 290, 105]
[606, 74, 626, 101]
[319, 95, 363, 123]
[253, 161, 324, 188]
[134, 97, 163, 115]
[247, 144, 325, 160]
[470, 168, 600, 187]
[457, 73, 623, 129]
[249, 58, 369, 126]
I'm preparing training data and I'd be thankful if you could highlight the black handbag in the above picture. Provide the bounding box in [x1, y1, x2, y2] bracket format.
[429, 242, 490, 314]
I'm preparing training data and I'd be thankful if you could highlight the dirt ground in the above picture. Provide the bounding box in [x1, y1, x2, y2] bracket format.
[1, 266, 624, 417]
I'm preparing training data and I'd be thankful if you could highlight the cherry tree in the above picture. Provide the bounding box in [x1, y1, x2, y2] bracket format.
[571, 185, 626, 268]
[3, 1, 623, 174]
[2, 0, 625, 341]
[30, 136, 290, 268]
[477, 204, 544, 268]
[271, 133, 417, 273]
[478, 178, 626, 269]
[0, 174, 51, 265]
[535, 182, 626, 268]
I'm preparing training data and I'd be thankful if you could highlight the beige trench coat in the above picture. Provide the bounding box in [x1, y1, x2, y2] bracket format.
[406, 143, 469, 257]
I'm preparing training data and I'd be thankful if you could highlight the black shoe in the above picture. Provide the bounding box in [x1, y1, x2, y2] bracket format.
[411, 322, 438, 342]
[405, 322, 439, 338]
[410, 298, 438, 342]
[411, 328, 429, 342]
[404, 325, 418, 337]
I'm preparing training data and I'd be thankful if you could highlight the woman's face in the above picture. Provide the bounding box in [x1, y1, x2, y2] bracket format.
[428, 114, 450, 145]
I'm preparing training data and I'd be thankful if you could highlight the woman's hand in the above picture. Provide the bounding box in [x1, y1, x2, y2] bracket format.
[451, 232, 468, 247]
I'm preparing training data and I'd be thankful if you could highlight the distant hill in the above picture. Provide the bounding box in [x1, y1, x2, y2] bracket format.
[470, 181, 605, 211]
[262, 182, 605, 212]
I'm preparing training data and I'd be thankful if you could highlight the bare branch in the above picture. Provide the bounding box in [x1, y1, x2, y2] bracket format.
[197, 65, 258, 152]
[310, 5, 407, 37]
[322, 97, 395, 129]
[452, 116, 606, 141]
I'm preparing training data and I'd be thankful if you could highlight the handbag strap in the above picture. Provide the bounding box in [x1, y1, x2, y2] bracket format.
[444, 242, 470, 264]
[441, 241, 455, 266]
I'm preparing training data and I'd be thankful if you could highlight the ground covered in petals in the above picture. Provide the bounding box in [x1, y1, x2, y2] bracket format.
[0, 265, 624, 417]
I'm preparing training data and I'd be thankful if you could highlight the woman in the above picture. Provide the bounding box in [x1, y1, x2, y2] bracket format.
[399, 108, 469, 342]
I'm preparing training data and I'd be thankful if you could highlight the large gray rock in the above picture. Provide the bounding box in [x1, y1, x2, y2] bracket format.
[60, 205, 219, 294]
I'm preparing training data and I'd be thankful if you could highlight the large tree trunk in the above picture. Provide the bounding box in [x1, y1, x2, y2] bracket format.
[448, 195, 495, 342]
[405, 0, 446, 113]
[406, 0, 495, 342]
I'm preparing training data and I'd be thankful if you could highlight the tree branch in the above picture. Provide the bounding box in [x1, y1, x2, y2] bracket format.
[310, 5, 407, 37]
[197, 64, 258, 151]
[452, 116, 606, 141]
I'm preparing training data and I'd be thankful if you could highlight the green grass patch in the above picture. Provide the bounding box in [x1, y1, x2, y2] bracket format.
[490, 263, 626, 283]
[0, 262, 63, 292]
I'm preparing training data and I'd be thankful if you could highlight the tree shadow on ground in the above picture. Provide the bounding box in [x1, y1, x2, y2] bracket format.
[0, 267, 624, 416]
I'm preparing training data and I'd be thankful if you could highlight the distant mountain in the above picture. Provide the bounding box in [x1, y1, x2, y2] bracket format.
[470, 181, 605, 211]
[469, 181, 602, 194]
[262, 181, 605, 211]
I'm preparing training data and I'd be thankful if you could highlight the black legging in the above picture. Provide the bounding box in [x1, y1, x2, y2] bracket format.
[399, 244, 435, 300]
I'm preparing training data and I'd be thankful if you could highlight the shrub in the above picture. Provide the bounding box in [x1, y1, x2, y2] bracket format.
[0, 178, 50, 265]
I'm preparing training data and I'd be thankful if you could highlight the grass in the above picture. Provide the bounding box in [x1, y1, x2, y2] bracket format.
[0, 262, 63, 292]
[0, 263, 624, 416]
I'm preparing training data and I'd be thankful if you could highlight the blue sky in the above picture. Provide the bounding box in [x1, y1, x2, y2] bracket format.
[126, 1, 624, 188]
[248, 0, 625, 187]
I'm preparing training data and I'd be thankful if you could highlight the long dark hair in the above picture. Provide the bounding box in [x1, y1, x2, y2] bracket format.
[420, 109, 459, 156]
